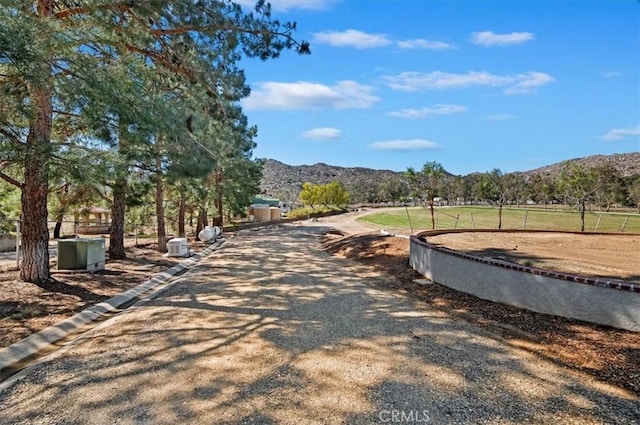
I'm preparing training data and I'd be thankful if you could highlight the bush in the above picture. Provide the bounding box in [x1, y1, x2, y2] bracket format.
[288, 206, 346, 219]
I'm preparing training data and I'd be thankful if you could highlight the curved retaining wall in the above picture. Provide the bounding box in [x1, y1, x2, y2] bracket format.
[409, 229, 640, 332]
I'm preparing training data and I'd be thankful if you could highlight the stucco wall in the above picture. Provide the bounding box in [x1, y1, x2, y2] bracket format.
[409, 230, 639, 332]
[0, 234, 16, 252]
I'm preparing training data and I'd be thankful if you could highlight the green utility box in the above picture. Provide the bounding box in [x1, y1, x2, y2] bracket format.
[57, 238, 106, 271]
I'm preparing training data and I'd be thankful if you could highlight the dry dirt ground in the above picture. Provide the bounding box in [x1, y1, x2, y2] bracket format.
[320, 230, 640, 396]
[1, 218, 639, 396]
[0, 242, 194, 347]
[425, 232, 640, 282]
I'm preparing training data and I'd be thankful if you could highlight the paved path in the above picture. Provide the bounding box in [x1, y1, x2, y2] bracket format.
[0, 225, 638, 424]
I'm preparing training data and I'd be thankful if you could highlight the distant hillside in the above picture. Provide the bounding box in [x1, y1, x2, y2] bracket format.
[259, 160, 404, 198]
[523, 152, 640, 178]
[260, 153, 640, 198]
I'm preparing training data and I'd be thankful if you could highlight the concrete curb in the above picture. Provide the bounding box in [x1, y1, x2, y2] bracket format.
[410, 231, 640, 331]
[0, 238, 226, 378]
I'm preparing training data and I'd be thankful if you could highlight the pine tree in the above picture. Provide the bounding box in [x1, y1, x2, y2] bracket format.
[0, 1, 309, 281]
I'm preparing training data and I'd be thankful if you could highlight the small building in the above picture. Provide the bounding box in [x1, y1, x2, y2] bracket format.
[75, 207, 111, 235]
[251, 196, 280, 207]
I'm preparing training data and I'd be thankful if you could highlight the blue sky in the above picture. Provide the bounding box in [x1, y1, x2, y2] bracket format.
[237, 0, 639, 176]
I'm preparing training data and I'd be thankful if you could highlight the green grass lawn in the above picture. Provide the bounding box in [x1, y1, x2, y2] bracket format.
[357, 206, 640, 233]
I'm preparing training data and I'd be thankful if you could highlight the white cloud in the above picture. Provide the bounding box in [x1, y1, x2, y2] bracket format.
[243, 80, 380, 110]
[602, 71, 623, 79]
[598, 125, 640, 141]
[396, 39, 455, 50]
[302, 127, 343, 141]
[312, 29, 392, 49]
[487, 114, 515, 121]
[369, 139, 442, 151]
[503, 72, 555, 94]
[389, 104, 467, 119]
[234, 0, 339, 11]
[471, 31, 534, 46]
[382, 70, 554, 94]
[313, 31, 455, 51]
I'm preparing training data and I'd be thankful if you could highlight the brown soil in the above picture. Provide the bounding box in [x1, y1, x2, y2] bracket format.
[426, 232, 640, 282]
[0, 243, 191, 348]
[321, 231, 640, 396]
[1, 226, 639, 396]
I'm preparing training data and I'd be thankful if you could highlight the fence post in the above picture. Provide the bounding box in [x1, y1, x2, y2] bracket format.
[15, 219, 20, 270]
[594, 214, 602, 232]
[404, 206, 414, 234]
[523, 212, 528, 230]
[620, 217, 629, 233]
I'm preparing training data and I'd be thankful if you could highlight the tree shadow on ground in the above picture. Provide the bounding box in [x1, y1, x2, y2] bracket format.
[323, 232, 640, 395]
[0, 301, 47, 319]
[0, 225, 637, 424]
[35, 278, 109, 305]
[462, 246, 640, 283]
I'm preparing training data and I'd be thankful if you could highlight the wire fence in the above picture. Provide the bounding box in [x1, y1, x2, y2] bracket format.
[407, 207, 640, 233]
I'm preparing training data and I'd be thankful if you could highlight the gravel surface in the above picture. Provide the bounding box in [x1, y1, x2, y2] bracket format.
[0, 224, 638, 424]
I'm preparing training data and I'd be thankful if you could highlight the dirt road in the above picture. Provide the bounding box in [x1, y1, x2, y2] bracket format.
[0, 224, 637, 424]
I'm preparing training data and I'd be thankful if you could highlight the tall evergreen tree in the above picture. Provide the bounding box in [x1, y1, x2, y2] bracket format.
[0, 1, 309, 282]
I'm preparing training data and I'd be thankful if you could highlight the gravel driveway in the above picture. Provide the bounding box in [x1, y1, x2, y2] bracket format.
[0, 224, 638, 424]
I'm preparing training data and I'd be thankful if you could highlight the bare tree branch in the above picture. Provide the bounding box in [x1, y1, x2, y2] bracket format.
[0, 127, 25, 148]
[0, 169, 24, 189]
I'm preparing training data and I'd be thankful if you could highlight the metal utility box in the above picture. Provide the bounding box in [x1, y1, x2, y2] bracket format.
[58, 238, 106, 271]
[167, 238, 189, 257]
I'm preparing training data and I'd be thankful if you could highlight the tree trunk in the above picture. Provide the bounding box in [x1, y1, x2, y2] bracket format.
[178, 192, 186, 238]
[20, 85, 53, 282]
[213, 171, 223, 227]
[429, 201, 435, 230]
[109, 177, 127, 259]
[498, 200, 503, 229]
[19, 1, 55, 283]
[155, 155, 167, 252]
[53, 211, 63, 239]
[21, 133, 51, 283]
[195, 208, 207, 239]
[580, 199, 586, 232]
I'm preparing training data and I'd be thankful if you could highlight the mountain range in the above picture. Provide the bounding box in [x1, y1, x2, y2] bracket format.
[259, 152, 640, 197]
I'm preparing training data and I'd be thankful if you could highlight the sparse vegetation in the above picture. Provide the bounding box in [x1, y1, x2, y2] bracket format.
[261, 154, 640, 228]
[288, 206, 347, 219]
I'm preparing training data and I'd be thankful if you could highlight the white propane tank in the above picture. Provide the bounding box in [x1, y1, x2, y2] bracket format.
[198, 226, 215, 242]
